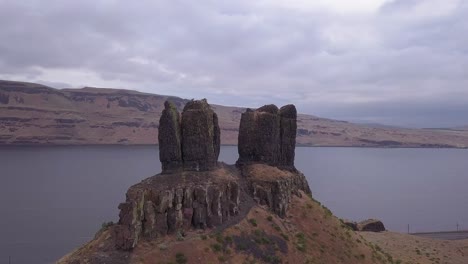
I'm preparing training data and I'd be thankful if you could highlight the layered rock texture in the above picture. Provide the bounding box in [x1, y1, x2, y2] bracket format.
[3, 80, 468, 148]
[237, 104, 298, 168]
[108, 101, 311, 252]
[240, 164, 311, 217]
[158, 99, 220, 172]
[114, 166, 242, 250]
[158, 101, 182, 172]
[180, 100, 220, 171]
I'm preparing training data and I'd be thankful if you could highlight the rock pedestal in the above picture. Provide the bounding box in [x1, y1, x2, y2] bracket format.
[114, 168, 241, 250]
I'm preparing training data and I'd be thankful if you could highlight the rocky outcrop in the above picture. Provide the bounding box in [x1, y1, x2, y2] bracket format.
[237, 104, 298, 169]
[114, 168, 241, 250]
[343, 220, 358, 231]
[158, 99, 220, 172]
[241, 164, 311, 217]
[342, 219, 385, 232]
[358, 219, 386, 232]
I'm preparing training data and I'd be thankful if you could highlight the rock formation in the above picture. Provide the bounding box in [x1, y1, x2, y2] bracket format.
[279, 105, 297, 167]
[181, 99, 220, 171]
[237, 104, 298, 169]
[343, 219, 386, 232]
[104, 100, 310, 251]
[357, 219, 386, 232]
[158, 99, 220, 173]
[241, 164, 311, 217]
[158, 101, 182, 172]
[237, 104, 309, 217]
[115, 99, 234, 250]
[114, 168, 241, 250]
[343, 219, 359, 231]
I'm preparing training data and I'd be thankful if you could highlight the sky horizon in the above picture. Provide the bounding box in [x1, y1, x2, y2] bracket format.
[1, 0, 467, 128]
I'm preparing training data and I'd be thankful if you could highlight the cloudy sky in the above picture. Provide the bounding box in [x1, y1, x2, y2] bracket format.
[0, 0, 467, 127]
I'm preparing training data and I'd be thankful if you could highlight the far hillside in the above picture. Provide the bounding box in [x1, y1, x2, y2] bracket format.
[1, 79, 468, 148]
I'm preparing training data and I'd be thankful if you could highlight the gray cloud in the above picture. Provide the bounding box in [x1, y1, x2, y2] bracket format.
[0, 0, 467, 127]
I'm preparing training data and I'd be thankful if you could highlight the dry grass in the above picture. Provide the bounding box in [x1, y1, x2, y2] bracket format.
[362, 231, 468, 264]
[59, 192, 397, 264]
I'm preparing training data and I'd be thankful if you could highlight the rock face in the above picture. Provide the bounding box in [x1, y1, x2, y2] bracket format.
[237, 104, 297, 168]
[181, 99, 220, 171]
[158, 99, 220, 172]
[158, 101, 182, 172]
[357, 219, 386, 232]
[343, 220, 358, 231]
[279, 105, 297, 167]
[241, 164, 311, 217]
[114, 168, 241, 250]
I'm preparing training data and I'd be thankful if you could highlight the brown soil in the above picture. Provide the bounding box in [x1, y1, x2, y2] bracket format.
[241, 164, 296, 181]
[58, 189, 468, 264]
[58, 192, 396, 264]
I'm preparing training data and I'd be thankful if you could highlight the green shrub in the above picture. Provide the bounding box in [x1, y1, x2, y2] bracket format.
[280, 233, 289, 241]
[175, 252, 187, 264]
[211, 243, 222, 252]
[248, 218, 258, 227]
[101, 221, 114, 230]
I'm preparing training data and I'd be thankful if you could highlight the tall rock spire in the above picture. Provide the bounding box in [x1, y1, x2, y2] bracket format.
[279, 104, 297, 167]
[158, 101, 182, 172]
[158, 99, 220, 172]
[237, 104, 298, 169]
[181, 99, 220, 171]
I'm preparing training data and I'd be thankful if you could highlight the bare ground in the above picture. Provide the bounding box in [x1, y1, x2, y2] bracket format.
[362, 231, 468, 264]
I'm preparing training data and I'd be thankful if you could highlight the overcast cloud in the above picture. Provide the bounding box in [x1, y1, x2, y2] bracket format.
[0, 0, 467, 127]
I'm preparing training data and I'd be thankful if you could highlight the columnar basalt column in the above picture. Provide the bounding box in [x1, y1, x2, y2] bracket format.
[181, 99, 220, 171]
[158, 101, 182, 172]
[279, 104, 297, 167]
[158, 99, 220, 172]
[237, 104, 298, 169]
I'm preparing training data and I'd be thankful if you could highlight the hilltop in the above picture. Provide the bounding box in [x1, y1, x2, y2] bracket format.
[1, 79, 468, 147]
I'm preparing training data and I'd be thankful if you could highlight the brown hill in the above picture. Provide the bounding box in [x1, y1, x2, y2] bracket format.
[1, 79, 468, 147]
[58, 188, 393, 264]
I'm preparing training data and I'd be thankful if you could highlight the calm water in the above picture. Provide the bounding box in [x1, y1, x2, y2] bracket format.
[1, 146, 467, 263]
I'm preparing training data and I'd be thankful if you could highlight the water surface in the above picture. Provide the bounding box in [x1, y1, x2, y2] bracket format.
[1, 146, 467, 263]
